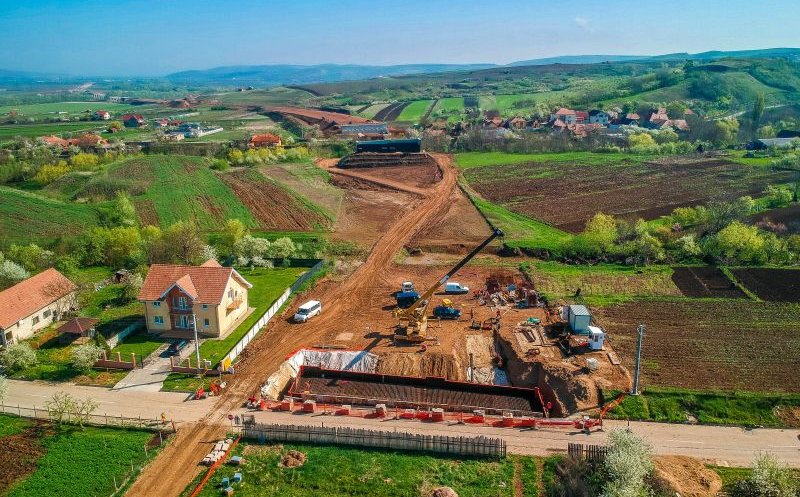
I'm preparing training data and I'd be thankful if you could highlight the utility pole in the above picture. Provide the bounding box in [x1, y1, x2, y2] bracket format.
[632, 324, 645, 396]
[192, 313, 201, 371]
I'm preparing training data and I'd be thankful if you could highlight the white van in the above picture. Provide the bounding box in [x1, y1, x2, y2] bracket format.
[445, 282, 469, 294]
[294, 300, 322, 323]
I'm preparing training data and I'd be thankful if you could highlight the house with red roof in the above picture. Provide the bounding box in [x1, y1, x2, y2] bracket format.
[550, 108, 577, 124]
[94, 110, 111, 120]
[122, 114, 146, 128]
[248, 133, 282, 148]
[40, 135, 70, 148]
[67, 133, 108, 149]
[0, 268, 77, 346]
[137, 260, 252, 338]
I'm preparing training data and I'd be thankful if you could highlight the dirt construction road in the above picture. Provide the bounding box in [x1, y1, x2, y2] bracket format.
[125, 154, 460, 497]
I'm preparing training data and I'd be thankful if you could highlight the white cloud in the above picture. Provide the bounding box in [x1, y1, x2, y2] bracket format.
[574, 17, 595, 33]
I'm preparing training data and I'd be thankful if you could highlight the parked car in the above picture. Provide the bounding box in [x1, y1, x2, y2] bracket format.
[167, 339, 188, 356]
[445, 282, 469, 294]
[294, 300, 322, 323]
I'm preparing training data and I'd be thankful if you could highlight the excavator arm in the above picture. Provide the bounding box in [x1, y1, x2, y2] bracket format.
[398, 228, 504, 319]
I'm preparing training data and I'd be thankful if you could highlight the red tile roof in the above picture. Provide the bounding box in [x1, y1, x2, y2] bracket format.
[58, 317, 98, 335]
[0, 269, 77, 329]
[137, 260, 251, 305]
[554, 108, 576, 116]
[122, 114, 145, 122]
[40, 135, 69, 147]
[249, 133, 282, 146]
[575, 111, 589, 120]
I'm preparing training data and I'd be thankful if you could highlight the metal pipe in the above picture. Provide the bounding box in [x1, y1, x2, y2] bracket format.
[632, 324, 645, 395]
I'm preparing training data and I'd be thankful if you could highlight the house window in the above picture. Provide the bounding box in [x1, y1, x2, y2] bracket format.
[153, 301, 161, 308]
[176, 297, 188, 310]
[154, 316, 164, 325]
[32, 316, 40, 325]
[204, 319, 210, 327]
[202, 304, 208, 310]
[43, 310, 51, 318]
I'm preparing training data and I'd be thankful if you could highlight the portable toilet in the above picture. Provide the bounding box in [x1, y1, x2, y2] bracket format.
[568, 305, 592, 334]
[587, 326, 605, 350]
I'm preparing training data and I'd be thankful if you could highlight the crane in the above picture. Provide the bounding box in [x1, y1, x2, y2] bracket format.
[393, 228, 504, 343]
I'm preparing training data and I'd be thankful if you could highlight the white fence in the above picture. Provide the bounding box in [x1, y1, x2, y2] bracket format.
[220, 260, 325, 369]
[106, 320, 145, 349]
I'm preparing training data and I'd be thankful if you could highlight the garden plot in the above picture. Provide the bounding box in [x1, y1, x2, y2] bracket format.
[670, 266, 746, 298]
[732, 268, 800, 302]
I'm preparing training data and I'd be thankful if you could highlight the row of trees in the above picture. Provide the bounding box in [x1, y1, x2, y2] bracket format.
[564, 188, 800, 265]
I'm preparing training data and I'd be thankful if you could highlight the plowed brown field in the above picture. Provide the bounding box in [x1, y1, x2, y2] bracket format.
[220, 169, 329, 231]
[465, 156, 795, 233]
[594, 300, 800, 392]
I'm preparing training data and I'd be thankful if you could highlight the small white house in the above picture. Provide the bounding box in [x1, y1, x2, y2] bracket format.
[0, 268, 78, 346]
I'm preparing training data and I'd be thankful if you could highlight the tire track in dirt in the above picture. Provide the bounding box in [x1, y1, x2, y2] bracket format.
[125, 154, 459, 497]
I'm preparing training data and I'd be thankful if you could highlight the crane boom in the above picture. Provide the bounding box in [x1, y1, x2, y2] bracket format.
[398, 228, 504, 320]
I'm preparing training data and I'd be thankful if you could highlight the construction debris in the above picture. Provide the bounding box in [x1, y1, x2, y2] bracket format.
[202, 438, 233, 466]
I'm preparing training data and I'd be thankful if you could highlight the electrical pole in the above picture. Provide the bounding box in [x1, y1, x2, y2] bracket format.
[192, 313, 201, 371]
[632, 324, 645, 396]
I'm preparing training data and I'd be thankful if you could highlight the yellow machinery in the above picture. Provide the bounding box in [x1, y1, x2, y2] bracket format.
[393, 228, 504, 342]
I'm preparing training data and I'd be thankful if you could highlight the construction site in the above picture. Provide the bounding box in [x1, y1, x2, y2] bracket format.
[254, 151, 630, 418]
[126, 150, 632, 496]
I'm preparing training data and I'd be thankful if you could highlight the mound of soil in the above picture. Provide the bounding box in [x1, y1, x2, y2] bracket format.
[430, 487, 459, 497]
[652, 456, 722, 497]
[280, 450, 307, 468]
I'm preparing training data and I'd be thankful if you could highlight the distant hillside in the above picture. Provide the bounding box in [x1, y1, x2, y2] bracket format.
[509, 55, 651, 66]
[165, 64, 497, 86]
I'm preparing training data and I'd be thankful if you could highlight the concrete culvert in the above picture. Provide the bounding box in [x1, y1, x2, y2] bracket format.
[430, 487, 459, 497]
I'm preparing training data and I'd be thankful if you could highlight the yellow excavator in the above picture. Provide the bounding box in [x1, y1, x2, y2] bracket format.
[393, 228, 504, 342]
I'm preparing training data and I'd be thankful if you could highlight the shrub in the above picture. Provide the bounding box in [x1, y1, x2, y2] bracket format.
[70, 153, 100, 171]
[211, 158, 230, 171]
[0, 374, 6, 403]
[0, 259, 29, 286]
[0, 342, 38, 372]
[731, 454, 798, 497]
[601, 429, 654, 497]
[33, 162, 70, 185]
[72, 344, 103, 373]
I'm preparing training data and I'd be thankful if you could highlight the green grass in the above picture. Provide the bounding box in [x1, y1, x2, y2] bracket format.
[0, 121, 108, 140]
[604, 387, 800, 427]
[466, 190, 571, 252]
[193, 442, 518, 497]
[110, 330, 167, 361]
[0, 186, 99, 245]
[196, 266, 309, 366]
[162, 373, 214, 393]
[0, 413, 32, 437]
[5, 421, 160, 497]
[526, 262, 681, 304]
[455, 151, 650, 170]
[103, 155, 259, 230]
[0, 101, 139, 118]
[395, 99, 434, 123]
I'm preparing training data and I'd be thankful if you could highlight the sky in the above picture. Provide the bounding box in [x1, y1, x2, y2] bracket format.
[1, 0, 799, 76]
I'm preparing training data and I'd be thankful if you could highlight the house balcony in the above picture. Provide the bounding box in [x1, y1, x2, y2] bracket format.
[226, 297, 243, 311]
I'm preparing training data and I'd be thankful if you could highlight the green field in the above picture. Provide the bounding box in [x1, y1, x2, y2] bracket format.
[98, 156, 259, 230]
[0, 121, 107, 140]
[606, 387, 800, 427]
[526, 262, 681, 305]
[110, 329, 167, 361]
[192, 442, 523, 497]
[455, 151, 650, 170]
[0, 186, 99, 245]
[395, 99, 434, 122]
[359, 103, 391, 119]
[0, 101, 140, 118]
[0, 414, 161, 497]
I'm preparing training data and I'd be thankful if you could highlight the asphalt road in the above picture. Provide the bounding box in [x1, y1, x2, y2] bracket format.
[5, 379, 799, 468]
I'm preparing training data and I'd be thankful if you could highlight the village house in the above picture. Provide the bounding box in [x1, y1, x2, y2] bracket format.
[122, 114, 146, 128]
[550, 108, 577, 124]
[93, 110, 111, 120]
[575, 111, 589, 123]
[588, 110, 610, 125]
[248, 133, 282, 148]
[137, 260, 252, 339]
[0, 268, 78, 347]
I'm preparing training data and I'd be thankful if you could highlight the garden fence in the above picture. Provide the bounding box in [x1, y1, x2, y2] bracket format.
[219, 260, 324, 368]
[241, 421, 506, 458]
[568, 442, 607, 461]
[0, 403, 169, 431]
